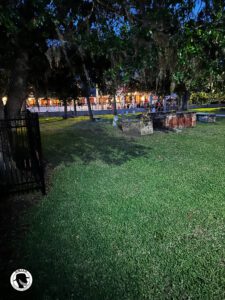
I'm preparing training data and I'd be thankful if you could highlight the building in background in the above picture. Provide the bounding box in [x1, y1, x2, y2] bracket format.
[26, 90, 159, 109]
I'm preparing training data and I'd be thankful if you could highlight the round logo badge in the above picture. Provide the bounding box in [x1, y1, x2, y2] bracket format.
[10, 269, 33, 291]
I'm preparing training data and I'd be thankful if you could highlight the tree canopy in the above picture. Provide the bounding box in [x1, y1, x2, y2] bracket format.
[0, 0, 224, 117]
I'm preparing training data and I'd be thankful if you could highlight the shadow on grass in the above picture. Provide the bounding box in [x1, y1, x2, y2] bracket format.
[42, 121, 151, 167]
[14, 203, 144, 300]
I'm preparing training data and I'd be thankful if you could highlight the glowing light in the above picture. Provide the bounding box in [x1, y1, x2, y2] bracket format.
[2, 96, 7, 105]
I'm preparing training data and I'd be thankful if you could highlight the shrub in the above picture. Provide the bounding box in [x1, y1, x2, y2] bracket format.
[190, 92, 225, 104]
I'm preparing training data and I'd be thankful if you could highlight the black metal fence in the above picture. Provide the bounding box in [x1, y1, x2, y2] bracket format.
[0, 112, 46, 195]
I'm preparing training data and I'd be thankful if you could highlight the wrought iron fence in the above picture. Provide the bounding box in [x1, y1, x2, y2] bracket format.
[0, 112, 46, 195]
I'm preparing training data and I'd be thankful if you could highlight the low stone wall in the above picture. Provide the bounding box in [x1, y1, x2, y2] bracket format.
[197, 114, 216, 123]
[151, 112, 196, 129]
[164, 112, 196, 129]
[121, 112, 196, 134]
[121, 116, 153, 135]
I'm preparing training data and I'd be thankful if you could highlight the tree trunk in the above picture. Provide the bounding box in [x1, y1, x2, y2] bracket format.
[6, 50, 29, 118]
[181, 90, 190, 111]
[21, 100, 27, 113]
[73, 99, 77, 116]
[35, 97, 40, 109]
[33, 86, 40, 110]
[178, 95, 182, 111]
[0, 97, 4, 119]
[77, 46, 94, 121]
[86, 95, 94, 121]
[113, 94, 117, 115]
[63, 99, 68, 119]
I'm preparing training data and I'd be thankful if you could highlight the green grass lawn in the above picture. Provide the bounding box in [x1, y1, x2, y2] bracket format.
[9, 117, 225, 299]
[190, 107, 225, 114]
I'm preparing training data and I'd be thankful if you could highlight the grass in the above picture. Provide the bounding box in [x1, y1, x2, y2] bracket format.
[6, 117, 225, 299]
[39, 116, 90, 124]
[190, 107, 225, 114]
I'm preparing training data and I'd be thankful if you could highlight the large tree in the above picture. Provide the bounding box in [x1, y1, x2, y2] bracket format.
[0, 0, 58, 118]
[172, 1, 225, 109]
[1, 0, 224, 118]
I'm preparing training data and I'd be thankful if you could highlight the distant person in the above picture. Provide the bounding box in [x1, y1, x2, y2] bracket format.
[156, 101, 161, 112]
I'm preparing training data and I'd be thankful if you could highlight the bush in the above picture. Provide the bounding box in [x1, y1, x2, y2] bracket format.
[190, 92, 225, 105]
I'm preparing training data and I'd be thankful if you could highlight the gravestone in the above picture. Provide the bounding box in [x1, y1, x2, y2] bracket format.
[121, 114, 153, 135]
[160, 112, 196, 129]
[197, 114, 216, 123]
[112, 115, 119, 127]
